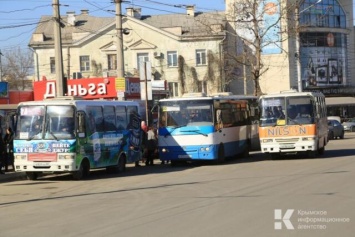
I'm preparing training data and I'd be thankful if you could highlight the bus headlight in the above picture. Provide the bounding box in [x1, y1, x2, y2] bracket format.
[261, 139, 273, 143]
[58, 154, 75, 160]
[15, 154, 27, 160]
[200, 147, 210, 151]
[161, 148, 168, 153]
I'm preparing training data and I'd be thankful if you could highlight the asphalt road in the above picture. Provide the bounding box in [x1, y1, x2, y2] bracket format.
[1, 134, 354, 237]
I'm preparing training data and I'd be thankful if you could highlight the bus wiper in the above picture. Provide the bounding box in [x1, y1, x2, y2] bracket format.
[288, 117, 301, 126]
[182, 130, 208, 137]
[164, 124, 187, 137]
[49, 131, 59, 141]
[27, 131, 41, 141]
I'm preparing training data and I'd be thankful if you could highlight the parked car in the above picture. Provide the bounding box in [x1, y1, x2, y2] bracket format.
[342, 118, 355, 132]
[328, 119, 344, 140]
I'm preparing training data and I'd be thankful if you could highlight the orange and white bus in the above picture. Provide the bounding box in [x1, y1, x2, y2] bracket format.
[258, 90, 328, 158]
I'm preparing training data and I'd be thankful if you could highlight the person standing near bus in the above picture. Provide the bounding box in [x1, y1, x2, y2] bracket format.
[0, 131, 6, 174]
[4, 127, 14, 172]
[145, 125, 157, 166]
[136, 121, 148, 167]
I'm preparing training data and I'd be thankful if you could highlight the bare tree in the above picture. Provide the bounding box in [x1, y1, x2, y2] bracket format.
[225, 0, 293, 96]
[2, 47, 33, 90]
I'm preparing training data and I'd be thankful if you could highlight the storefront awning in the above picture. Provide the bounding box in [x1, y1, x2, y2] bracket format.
[326, 97, 355, 106]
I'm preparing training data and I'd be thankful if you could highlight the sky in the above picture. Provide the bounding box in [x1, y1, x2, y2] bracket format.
[0, 0, 226, 53]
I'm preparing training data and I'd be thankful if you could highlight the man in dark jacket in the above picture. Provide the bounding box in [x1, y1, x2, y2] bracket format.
[0, 131, 5, 174]
[4, 127, 14, 172]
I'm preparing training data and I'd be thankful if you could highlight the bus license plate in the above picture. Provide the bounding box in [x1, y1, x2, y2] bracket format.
[178, 155, 191, 158]
[34, 162, 50, 167]
[280, 144, 294, 149]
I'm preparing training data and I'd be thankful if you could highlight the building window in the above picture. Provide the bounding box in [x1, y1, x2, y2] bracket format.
[198, 81, 207, 93]
[196, 49, 207, 66]
[167, 51, 178, 67]
[108, 54, 117, 70]
[168, 82, 179, 97]
[80, 55, 90, 72]
[137, 53, 149, 71]
[50, 57, 55, 74]
[299, 0, 346, 29]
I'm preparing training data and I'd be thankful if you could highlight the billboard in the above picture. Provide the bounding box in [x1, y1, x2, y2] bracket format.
[0, 82, 9, 98]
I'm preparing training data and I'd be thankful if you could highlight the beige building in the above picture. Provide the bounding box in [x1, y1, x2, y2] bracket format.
[226, 0, 355, 95]
[29, 6, 252, 97]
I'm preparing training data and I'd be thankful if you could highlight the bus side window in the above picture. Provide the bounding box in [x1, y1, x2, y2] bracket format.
[216, 109, 223, 129]
[77, 111, 86, 138]
[116, 105, 127, 130]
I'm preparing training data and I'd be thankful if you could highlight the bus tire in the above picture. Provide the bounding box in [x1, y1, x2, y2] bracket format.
[217, 145, 225, 163]
[26, 172, 38, 180]
[73, 159, 90, 180]
[117, 155, 126, 172]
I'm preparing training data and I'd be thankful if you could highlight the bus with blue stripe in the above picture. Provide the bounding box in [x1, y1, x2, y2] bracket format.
[157, 93, 257, 165]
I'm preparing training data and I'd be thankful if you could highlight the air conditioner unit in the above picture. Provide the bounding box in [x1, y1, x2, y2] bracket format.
[73, 72, 82, 79]
[154, 51, 162, 58]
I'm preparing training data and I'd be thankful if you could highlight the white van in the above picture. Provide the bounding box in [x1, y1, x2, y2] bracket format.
[327, 116, 341, 123]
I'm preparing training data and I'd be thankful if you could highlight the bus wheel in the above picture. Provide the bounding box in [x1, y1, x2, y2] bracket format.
[117, 155, 126, 172]
[217, 145, 225, 163]
[73, 159, 90, 180]
[26, 172, 38, 180]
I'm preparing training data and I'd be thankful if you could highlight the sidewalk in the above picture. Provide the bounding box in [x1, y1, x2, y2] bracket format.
[0, 166, 26, 183]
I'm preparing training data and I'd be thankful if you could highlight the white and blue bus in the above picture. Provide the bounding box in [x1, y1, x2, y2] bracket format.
[157, 93, 258, 165]
[13, 97, 144, 180]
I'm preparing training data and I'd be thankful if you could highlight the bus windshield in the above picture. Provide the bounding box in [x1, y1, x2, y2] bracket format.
[159, 100, 213, 127]
[260, 96, 314, 127]
[16, 105, 75, 140]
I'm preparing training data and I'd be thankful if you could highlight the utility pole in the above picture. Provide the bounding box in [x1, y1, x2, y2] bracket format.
[115, 0, 125, 78]
[53, 0, 65, 96]
[0, 49, 3, 82]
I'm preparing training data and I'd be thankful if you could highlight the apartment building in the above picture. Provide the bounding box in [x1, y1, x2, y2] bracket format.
[29, 6, 253, 97]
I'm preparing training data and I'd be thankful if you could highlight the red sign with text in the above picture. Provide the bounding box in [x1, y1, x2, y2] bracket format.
[34, 77, 118, 100]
